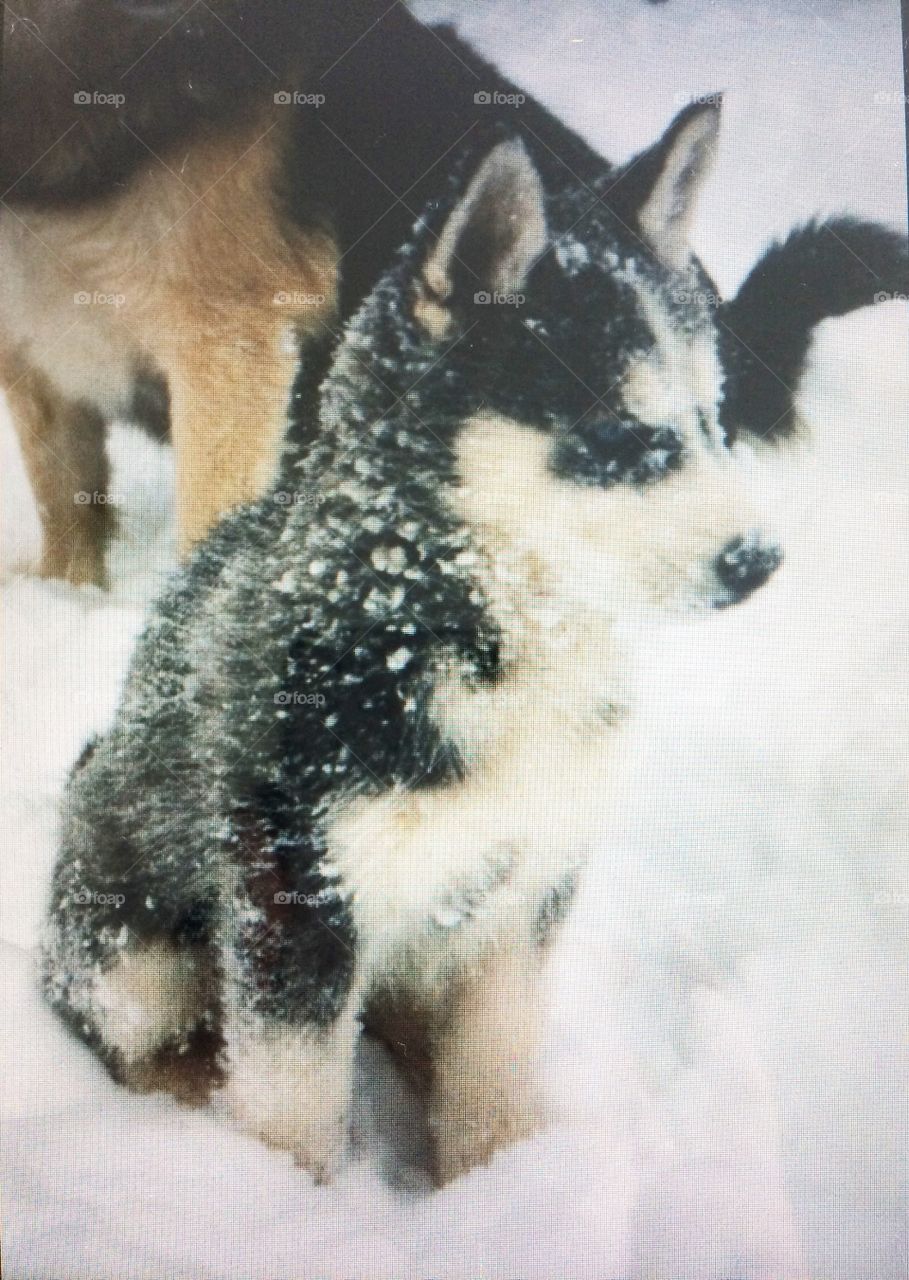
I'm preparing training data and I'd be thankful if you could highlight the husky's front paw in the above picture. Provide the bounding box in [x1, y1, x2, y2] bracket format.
[428, 943, 548, 1184]
[224, 1021, 351, 1183]
[429, 1088, 545, 1186]
[226, 1083, 345, 1183]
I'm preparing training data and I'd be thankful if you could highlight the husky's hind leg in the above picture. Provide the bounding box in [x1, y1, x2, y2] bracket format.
[43, 902, 221, 1104]
[42, 755, 221, 1101]
[94, 940, 222, 1104]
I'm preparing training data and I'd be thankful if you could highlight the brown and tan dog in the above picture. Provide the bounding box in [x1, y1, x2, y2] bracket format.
[0, 0, 639, 586]
[0, 1, 346, 584]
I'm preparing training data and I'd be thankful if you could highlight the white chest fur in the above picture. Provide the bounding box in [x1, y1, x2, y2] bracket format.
[320, 613, 628, 990]
[320, 407, 641, 989]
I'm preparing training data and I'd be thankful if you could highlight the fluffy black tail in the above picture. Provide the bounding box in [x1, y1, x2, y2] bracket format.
[718, 218, 908, 441]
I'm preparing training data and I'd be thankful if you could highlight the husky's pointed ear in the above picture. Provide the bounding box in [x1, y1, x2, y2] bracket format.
[415, 139, 547, 335]
[615, 98, 721, 271]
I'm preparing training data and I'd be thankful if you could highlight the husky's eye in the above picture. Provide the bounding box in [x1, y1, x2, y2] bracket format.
[549, 417, 683, 488]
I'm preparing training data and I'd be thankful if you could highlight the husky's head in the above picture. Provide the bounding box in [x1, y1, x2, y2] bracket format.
[398, 103, 783, 621]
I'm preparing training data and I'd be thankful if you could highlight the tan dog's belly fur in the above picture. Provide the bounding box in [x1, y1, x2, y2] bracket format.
[0, 106, 337, 583]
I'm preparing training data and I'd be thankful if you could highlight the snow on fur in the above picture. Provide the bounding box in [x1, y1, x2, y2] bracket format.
[2, 1, 908, 1276]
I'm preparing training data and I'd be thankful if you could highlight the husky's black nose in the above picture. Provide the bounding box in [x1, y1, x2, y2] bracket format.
[715, 537, 782, 604]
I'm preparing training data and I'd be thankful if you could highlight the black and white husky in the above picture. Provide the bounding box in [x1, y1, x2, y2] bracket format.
[42, 101, 907, 1185]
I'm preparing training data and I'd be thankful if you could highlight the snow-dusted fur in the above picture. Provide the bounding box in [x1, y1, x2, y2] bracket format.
[41, 102, 905, 1187]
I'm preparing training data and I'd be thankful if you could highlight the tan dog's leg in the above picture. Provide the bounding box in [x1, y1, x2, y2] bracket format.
[162, 323, 304, 552]
[123, 105, 337, 551]
[3, 360, 111, 585]
[428, 943, 547, 1186]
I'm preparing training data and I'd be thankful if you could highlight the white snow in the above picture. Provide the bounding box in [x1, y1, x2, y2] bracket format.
[2, 1, 908, 1276]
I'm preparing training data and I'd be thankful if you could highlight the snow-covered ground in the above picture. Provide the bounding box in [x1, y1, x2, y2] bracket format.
[2, 1, 908, 1276]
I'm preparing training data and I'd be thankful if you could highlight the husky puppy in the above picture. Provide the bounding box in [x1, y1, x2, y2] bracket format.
[41, 102, 907, 1184]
